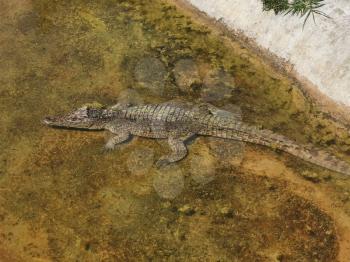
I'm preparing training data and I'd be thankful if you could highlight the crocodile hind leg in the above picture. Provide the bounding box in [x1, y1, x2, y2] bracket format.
[104, 131, 131, 151]
[156, 134, 194, 167]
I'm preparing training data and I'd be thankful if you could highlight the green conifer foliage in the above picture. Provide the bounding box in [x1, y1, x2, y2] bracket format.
[261, 0, 330, 27]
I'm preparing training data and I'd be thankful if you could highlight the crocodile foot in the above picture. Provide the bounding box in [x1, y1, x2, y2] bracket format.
[155, 157, 172, 168]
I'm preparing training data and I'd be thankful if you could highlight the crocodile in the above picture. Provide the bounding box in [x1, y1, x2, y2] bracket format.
[43, 101, 350, 176]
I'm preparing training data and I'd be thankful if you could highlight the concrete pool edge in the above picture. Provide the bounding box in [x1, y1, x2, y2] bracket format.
[168, 0, 350, 126]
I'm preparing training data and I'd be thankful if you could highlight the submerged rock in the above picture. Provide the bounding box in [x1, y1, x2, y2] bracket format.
[219, 206, 234, 218]
[189, 150, 216, 185]
[173, 59, 201, 92]
[153, 166, 184, 199]
[134, 56, 168, 94]
[117, 88, 145, 106]
[207, 138, 245, 168]
[200, 69, 235, 103]
[17, 12, 40, 34]
[126, 146, 154, 176]
[178, 204, 195, 216]
[96, 187, 141, 228]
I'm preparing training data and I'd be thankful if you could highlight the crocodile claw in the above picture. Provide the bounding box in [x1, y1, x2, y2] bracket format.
[102, 143, 116, 153]
[155, 158, 171, 168]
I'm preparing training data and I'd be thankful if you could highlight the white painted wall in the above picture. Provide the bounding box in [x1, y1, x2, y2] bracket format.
[186, 0, 350, 107]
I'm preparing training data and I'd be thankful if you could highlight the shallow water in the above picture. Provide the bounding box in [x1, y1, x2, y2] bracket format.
[1, 0, 350, 261]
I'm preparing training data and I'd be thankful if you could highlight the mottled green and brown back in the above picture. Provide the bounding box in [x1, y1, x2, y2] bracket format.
[118, 102, 350, 176]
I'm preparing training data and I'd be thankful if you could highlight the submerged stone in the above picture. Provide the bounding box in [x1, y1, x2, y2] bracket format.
[200, 69, 235, 103]
[134, 57, 168, 94]
[178, 204, 195, 216]
[207, 138, 245, 168]
[153, 166, 184, 199]
[126, 146, 154, 176]
[117, 88, 145, 107]
[219, 206, 234, 218]
[173, 59, 201, 92]
[17, 11, 40, 34]
[189, 151, 216, 185]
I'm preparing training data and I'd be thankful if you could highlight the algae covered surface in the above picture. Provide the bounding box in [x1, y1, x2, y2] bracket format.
[0, 0, 350, 261]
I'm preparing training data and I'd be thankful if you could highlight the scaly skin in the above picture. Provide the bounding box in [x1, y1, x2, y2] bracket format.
[43, 101, 350, 175]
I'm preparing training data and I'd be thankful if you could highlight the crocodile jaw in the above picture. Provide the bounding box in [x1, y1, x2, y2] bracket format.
[43, 106, 106, 130]
[43, 116, 100, 129]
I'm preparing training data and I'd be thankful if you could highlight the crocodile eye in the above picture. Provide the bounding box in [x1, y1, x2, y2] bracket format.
[88, 109, 101, 118]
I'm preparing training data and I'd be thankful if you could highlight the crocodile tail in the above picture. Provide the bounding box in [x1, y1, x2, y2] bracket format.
[271, 135, 350, 176]
[255, 129, 350, 176]
[200, 122, 350, 176]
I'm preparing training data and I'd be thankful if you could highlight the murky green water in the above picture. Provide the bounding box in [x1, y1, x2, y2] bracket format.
[1, 0, 350, 261]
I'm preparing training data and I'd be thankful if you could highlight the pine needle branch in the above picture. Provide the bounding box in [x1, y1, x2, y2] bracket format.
[261, 0, 331, 27]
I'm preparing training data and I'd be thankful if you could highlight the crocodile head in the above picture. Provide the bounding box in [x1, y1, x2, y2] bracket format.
[43, 104, 110, 130]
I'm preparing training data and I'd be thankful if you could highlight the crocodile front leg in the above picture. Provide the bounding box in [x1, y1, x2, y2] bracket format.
[104, 122, 132, 151]
[104, 131, 131, 150]
[156, 134, 194, 167]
